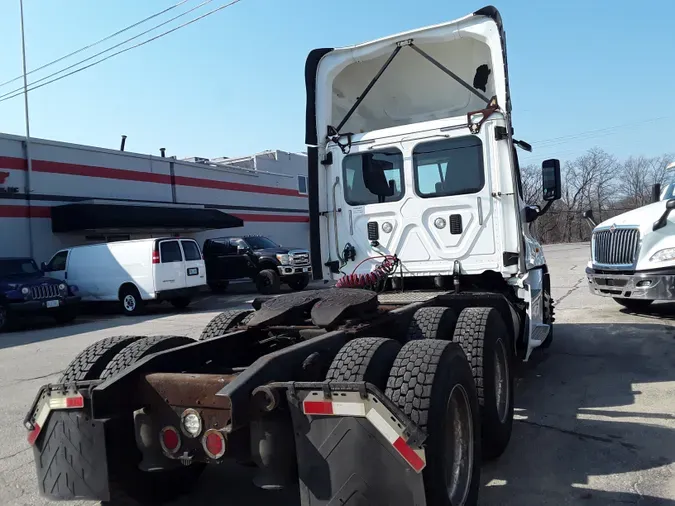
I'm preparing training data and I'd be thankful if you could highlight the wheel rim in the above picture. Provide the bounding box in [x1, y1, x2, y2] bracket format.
[494, 338, 510, 424]
[124, 295, 136, 312]
[445, 384, 474, 505]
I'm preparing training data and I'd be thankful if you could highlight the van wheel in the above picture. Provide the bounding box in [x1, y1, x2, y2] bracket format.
[170, 297, 192, 309]
[256, 269, 281, 294]
[287, 274, 310, 291]
[120, 286, 145, 316]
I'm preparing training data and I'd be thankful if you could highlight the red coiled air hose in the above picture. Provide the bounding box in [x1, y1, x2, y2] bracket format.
[336, 255, 399, 289]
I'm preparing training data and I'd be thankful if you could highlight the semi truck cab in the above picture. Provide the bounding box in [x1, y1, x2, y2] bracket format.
[586, 161, 675, 310]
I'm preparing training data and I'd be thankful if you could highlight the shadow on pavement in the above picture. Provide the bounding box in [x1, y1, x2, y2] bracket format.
[482, 321, 675, 505]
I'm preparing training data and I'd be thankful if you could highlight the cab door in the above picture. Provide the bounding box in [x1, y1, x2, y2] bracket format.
[180, 240, 205, 288]
[154, 240, 186, 291]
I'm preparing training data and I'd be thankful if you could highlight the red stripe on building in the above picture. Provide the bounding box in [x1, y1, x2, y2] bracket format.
[0, 205, 51, 218]
[0, 156, 307, 198]
[0, 205, 307, 223]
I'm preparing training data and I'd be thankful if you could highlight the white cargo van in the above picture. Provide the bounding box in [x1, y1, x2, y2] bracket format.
[42, 238, 206, 315]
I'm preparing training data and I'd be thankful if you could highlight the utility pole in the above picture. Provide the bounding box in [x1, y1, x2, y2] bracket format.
[19, 0, 34, 258]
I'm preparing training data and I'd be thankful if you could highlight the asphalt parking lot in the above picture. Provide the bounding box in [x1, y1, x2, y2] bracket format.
[1, 243, 674, 505]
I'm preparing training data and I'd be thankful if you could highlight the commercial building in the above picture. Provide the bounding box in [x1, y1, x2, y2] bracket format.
[0, 132, 309, 263]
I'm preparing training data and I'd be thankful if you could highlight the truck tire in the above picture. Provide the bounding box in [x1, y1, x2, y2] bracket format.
[199, 309, 254, 341]
[385, 339, 480, 506]
[100, 335, 194, 379]
[287, 274, 310, 291]
[208, 280, 229, 293]
[59, 335, 145, 383]
[326, 337, 401, 389]
[119, 285, 145, 316]
[406, 306, 457, 341]
[613, 298, 653, 311]
[256, 269, 281, 294]
[453, 307, 513, 461]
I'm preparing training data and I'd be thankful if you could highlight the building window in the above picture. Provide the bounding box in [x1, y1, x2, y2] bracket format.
[298, 175, 308, 195]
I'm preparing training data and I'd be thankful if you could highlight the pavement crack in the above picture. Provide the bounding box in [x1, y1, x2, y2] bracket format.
[17, 370, 62, 382]
[555, 276, 586, 305]
[516, 419, 637, 450]
[0, 447, 30, 461]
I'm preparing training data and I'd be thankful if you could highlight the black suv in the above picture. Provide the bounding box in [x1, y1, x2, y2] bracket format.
[0, 257, 81, 331]
[203, 235, 312, 294]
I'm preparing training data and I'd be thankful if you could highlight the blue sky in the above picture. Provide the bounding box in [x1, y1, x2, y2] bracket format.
[1, 1, 674, 165]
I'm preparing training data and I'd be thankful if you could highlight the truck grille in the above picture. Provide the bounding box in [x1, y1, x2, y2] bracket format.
[592, 228, 640, 267]
[291, 252, 310, 266]
[31, 284, 60, 300]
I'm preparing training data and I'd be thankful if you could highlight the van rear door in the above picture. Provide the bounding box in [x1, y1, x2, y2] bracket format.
[154, 240, 186, 292]
[180, 239, 206, 288]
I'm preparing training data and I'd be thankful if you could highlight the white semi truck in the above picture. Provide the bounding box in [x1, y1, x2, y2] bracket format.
[585, 162, 675, 310]
[24, 6, 561, 506]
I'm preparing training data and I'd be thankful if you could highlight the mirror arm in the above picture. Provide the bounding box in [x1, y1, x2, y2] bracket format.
[653, 210, 672, 231]
[537, 199, 555, 217]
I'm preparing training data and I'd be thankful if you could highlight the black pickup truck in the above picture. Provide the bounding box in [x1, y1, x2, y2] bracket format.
[203, 235, 311, 294]
[0, 257, 81, 331]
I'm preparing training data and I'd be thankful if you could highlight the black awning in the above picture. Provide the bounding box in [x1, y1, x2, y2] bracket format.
[51, 203, 244, 234]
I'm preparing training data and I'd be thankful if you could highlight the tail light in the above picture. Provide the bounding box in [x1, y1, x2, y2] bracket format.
[152, 250, 160, 264]
[160, 426, 181, 454]
[202, 429, 226, 459]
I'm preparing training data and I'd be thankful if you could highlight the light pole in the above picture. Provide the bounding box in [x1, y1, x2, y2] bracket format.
[19, 0, 34, 258]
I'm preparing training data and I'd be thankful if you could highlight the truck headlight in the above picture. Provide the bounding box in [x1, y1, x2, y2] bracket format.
[650, 248, 675, 262]
[21, 287, 30, 296]
[276, 254, 291, 265]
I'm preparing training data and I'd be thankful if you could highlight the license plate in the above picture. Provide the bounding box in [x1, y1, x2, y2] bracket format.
[187, 267, 199, 276]
[46, 300, 60, 308]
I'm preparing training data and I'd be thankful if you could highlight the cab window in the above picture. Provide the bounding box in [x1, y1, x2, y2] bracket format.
[47, 251, 68, 271]
[413, 136, 484, 198]
[343, 148, 404, 205]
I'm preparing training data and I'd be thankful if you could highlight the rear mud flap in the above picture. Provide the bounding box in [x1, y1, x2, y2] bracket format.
[32, 410, 110, 501]
[286, 387, 427, 506]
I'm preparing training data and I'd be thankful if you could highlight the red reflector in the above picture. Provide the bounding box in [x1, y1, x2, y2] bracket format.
[161, 427, 180, 452]
[393, 437, 425, 472]
[27, 423, 41, 446]
[204, 432, 225, 458]
[303, 400, 333, 415]
[66, 396, 84, 408]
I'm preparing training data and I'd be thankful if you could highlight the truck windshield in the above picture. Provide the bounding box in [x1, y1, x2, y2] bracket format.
[0, 259, 40, 277]
[245, 237, 279, 250]
[343, 148, 404, 205]
[413, 136, 484, 198]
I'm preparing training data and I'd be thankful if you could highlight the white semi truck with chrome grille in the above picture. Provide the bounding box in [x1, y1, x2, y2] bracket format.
[24, 6, 561, 506]
[585, 162, 675, 310]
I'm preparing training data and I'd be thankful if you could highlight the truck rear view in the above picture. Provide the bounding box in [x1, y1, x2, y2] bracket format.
[24, 6, 560, 506]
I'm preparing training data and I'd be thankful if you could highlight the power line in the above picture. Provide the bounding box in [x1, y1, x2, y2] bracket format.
[0, 0, 191, 90]
[0, 0, 221, 102]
